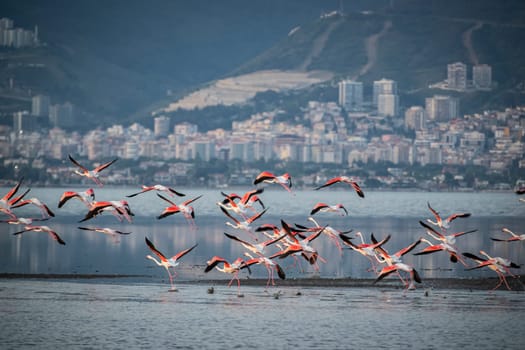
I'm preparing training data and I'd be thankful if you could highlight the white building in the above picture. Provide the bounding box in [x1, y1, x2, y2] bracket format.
[404, 106, 426, 130]
[154, 115, 170, 137]
[32, 95, 50, 117]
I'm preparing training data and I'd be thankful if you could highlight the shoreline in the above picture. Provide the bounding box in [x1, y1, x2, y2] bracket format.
[2, 273, 524, 291]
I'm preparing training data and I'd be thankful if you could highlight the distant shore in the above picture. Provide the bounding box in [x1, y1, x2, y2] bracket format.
[2, 273, 524, 291]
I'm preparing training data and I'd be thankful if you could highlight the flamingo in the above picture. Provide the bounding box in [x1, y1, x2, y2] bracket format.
[13, 225, 66, 245]
[339, 232, 391, 272]
[310, 202, 348, 216]
[463, 251, 521, 290]
[314, 176, 365, 198]
[243, 252, 286, 288]
[223, 231, 286, 256]
[1, 217, 48, 225]
[78, 226, 131, 243]
[294, 217, 351, 254]
[156, 194, 202, 227]
[218, 188, 265, 219]
[491, 227, 525, 242]
[79, 200, 133, 223]
[414, 238, 469, 266]
[145, 237, 197, 290]
[219, 206, 268, 240]
[68, 154, 118, 187]
[372, 236, 422, 289]
[204, 256, 251, 296]
[426, 202, 471, 230]
[58, 188, 95, 208]
[419, 220, 477, 247]
[253, 171, 292, 193]
[127, 184, 185, 198]
[11, 197, 55, 218]
[269, 219, 326, 271]
[0, 178, 29, 218]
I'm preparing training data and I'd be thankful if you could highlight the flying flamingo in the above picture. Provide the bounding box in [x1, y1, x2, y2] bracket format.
[463, 251, 521, 290]
[79, 200, 133, 223]
[491, 227, 525, 242]
[294, 217, 352, 254]
[219, 206, 268, 240]
[419, 220, 477, 247]
[13, 225, 66, 245]
[310, 202, 348, 216]
[11, 197, 55, 218]
[243, 252, 286, 289]
[58, 188, 95, 208]
[314, 176, 365, 198]
[414, 238, 469, 266]
[68, 154, 118, 187]
[126, 184, 185, 198]
[426, 202, 471, 231]
[145, 237, 198, 290]
[1, 217, 48, 225]
[0, 178, 30, 218]
[218, 188, 265, 219]
[269, 219, 326, 271]
[204, 256, 251, 296]
[156, 194, 202, 227]
[223, 231, 286, 256]
[253, 171, 292, 193]
[78, 226, 131, 243]
[339, 231, 391, 272]
[372, 236, 422, 290]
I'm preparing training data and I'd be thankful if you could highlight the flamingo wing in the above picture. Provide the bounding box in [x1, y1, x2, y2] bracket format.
[145, 237, 168, 262]
[171, 243, 198, 261]
[68, 154, 88, 172]
[94, 158, 118, 172]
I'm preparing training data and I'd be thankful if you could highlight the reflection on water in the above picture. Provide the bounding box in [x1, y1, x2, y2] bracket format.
[1, 188, 524, 284]
[1, 279, 525, 349]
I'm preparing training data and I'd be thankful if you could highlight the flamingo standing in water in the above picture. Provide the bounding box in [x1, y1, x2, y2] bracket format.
[58, 188, 95, 208]
[310, 202, 348, 216]
[13, 225, 66, 245]
[156, 194, 202, 227]
[253, 171, 292, 193]
[426, 202, 471, 231]
[204, 256, 251, 296]
[68, 154, 118, 187]
[145, 237, 198, 290]
[314, 176, 365, 198]
[127, 184, 185, 198]
[463, 251, 521, 290]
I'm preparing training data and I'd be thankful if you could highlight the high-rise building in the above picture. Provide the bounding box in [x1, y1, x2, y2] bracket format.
[31, 94, 50, 117]
[404, 106, 426, 130]
[373, 78, 397, 106]
[338, 80, 363, 112]
[473, 64, 492, 90]
[447, 62, 467, 90]
[49, 102, 75, 128]
[425, 95, 459, 122]
[377, 94, 399, 117]
[154, 115, 170, 137]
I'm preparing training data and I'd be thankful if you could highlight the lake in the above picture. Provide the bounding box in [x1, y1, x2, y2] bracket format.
[2, 187, 525, 349]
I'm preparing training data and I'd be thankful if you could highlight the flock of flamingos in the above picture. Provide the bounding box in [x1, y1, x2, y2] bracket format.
[1, 155, 524, 295]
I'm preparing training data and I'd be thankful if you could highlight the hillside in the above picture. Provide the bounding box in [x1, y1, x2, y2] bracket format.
[1, 0, 525, 130]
